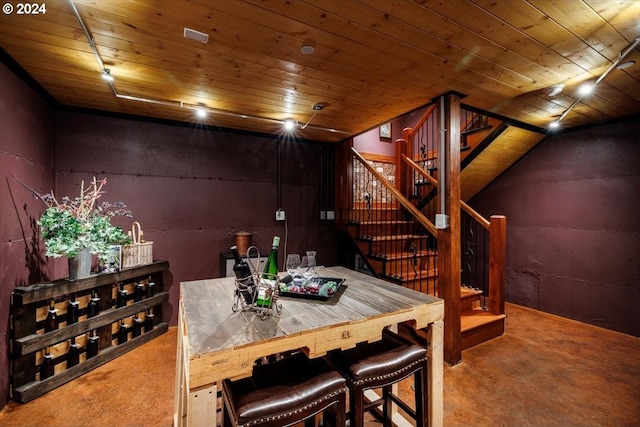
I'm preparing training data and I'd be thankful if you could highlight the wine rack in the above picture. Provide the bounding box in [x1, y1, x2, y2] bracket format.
[10, 260, 170, 403]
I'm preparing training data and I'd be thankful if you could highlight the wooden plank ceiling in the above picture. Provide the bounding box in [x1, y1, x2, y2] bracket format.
[1, 0, 639, 142]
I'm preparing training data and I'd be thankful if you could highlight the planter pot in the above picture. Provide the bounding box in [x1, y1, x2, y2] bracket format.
[68, 249, 92, 280]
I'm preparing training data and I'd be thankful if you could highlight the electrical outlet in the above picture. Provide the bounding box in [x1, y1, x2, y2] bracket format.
[275, 209, 286, 221]
[320, 211, 326, 220]
[435, 213, 449, 229]
[326, 210, 335, 220]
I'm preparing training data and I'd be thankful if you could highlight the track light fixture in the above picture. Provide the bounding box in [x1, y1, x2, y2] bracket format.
[549, 36, 640, 130]
[69, 0, 349, 136]
[102, 69, 113, 81]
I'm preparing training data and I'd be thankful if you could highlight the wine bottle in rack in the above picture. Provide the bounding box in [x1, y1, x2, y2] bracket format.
[117, 282, 127, 308]
[44, 300, 58, 332]
[67, 293, 79, 325]
[132, 314, 143, 338]
[134, 282, 144, 302]
[40, 347, 54, 380]
[88, 290, 100, 318]
[145, 309, 154, 332]
[147, 276, 156, 298]
[86, 330, 99, 359]
[257, 236, 280, 308]
[231, 245, 256, 304]
[263, 236, 280, 277]
[117, 320, 128, 345]
[67, 337, 80, 368]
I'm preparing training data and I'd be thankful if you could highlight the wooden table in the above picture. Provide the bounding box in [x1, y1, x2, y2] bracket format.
[174, 266, 444, 427]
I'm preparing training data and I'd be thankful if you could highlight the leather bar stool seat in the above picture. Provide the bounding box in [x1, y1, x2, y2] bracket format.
[327, 329, 428, 427]
[222, 351, 347, 427]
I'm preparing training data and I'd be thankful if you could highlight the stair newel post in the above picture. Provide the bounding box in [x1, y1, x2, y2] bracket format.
[395, 133, 410, 200]
[437, 92, 463, 366]
[488, 215, 507, 316]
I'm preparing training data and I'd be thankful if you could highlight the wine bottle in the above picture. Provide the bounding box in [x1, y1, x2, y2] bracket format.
[86, 330, 99, 359]
[132, 314, 143, 338]
[88, 290, 100, 318]
[145, 309, 154, 332]
[117, 320, 128, 345]
[147, 276, 156, 298]
[67, 293, 79, 325]
[67, 337, 80, 368]
[134, 282, 144, 302]
[262, 236, 280, 277]
[117, 283, 127, 308]
[257, 236, 280, 308]
[231, 245, 255, 304]
[44, 300, 58, 332]
[40, 347, 54, 380]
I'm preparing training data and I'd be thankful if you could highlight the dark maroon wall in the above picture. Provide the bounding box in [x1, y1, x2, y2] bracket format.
[0, 62, 58, 407]
[471, 118, 640, 337]
[53, 111, 338, 326]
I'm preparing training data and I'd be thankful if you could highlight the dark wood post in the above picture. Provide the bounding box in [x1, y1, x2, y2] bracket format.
[436, 93, 462, 365]
[489, 215, 507, 315]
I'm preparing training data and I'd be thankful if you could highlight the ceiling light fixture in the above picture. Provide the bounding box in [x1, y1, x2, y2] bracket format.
[616, 60, 636, 70]
[283, 119, 296, 131]
[300, 39, 316, 55]
[300, 103, 324, 129]
[546, 84, 564, 97]
[549, 36, 640, 130]
[578, 83, 594, 95]
[102, 69, 113, 81]
[196, 108, 207, 119]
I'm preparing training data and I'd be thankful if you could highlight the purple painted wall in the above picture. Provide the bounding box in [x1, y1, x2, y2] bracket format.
[471, 119, 640, 337]
[1, 61, 337, 407]
[53, 112, 338, 325]
[0, 62, 58, 408]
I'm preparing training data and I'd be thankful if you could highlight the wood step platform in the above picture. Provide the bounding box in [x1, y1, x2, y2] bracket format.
[461, 308, 506, 350]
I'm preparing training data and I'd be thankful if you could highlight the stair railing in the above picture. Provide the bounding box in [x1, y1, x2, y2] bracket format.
[401, 154, 506, 317]
[350, 148, 438, 294]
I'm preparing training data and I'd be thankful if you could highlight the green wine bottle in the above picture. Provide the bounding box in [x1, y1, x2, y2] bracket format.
[257, 236, 280, 307]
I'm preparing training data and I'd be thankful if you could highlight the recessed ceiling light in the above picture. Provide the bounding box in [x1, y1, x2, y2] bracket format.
[184, 28, 209, 44]
[196, 108, 207, 118]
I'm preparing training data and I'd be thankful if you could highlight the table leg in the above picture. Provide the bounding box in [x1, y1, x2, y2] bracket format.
[427, 320, 444, 427]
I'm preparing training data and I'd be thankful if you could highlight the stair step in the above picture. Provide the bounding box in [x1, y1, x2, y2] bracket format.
[461, 308, 506, 350]
[370, 250, 436, 261]
[358, 234, 429, 242]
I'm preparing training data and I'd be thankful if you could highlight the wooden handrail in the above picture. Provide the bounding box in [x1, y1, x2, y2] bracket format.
[351, 147, 438, 236]
[400, 154, 490, 230]
[407, 104, 437, 139]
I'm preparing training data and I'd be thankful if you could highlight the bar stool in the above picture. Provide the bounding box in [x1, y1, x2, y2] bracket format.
[222, 351, 347, 427]
[327, 329, 428, 427]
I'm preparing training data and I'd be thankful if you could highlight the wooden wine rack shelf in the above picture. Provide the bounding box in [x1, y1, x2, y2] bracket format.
[10, 260, 170, 403]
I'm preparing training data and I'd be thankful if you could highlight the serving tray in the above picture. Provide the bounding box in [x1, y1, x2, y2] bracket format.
[279, 276, 345, 301]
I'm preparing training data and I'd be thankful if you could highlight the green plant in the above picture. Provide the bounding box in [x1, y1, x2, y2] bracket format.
[35, 177, 132, 260]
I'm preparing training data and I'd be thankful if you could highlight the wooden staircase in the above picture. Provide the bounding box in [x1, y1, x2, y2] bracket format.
[346, 204, 505, 352]
[336, 94, 510, 365]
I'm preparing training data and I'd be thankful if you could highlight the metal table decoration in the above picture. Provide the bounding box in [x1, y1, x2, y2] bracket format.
[232, 246, 282, 319]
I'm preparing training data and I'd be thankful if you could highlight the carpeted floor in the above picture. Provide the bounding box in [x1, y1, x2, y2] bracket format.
[1, 303, 639, 427]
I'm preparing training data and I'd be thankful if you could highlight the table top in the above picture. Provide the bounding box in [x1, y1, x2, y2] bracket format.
[180, 266, 443, 387]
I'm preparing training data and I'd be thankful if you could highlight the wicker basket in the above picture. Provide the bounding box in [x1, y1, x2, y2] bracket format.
[122, 221, 153, 268]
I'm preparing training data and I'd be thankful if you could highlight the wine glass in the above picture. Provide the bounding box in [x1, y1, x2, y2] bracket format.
[286, 254, 301, 276]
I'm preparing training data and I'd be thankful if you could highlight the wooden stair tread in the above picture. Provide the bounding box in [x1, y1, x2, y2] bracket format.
[461, 309, 506, 333]
[370, 250, 436, 261]
[361, 234, 429, 242]
[387, 268, 437, 281]
[460, 287, 483, 298]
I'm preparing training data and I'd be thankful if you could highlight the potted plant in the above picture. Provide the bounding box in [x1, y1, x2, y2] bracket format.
[35, 177, 132, 279]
